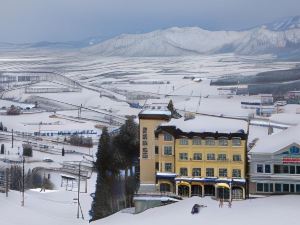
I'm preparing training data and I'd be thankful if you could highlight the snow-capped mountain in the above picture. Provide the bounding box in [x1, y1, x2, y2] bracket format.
[85, 16, 300, 58]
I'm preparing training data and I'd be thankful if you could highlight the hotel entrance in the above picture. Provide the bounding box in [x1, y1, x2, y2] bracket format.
[204, 185, 215, 196]
[177, 182, 190, 197]
[232, 187, 244, 199]
[191, 184, 203, 197]
[216, 183, 230, 200]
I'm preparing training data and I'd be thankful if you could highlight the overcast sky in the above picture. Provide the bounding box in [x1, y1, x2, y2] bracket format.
[0, 0, 299, 43]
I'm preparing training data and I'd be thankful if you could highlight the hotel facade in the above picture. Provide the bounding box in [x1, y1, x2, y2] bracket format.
[139, 107, 248, 200]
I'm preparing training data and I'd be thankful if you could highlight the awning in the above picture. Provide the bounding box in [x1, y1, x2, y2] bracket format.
[177, 181, 190, 186]
[216, 183, 230, 189]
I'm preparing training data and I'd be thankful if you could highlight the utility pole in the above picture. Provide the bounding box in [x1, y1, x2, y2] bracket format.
[11, 129, 14, 148]
[21, 157, 25, 207]
[77, 162, 81, 219]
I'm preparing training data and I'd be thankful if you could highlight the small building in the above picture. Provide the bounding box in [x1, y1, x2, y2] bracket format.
[260, 94, 274, 106]
[241, 94, 275, 117]
[286, 91, 300, 99]
[249, 125, 300, 194]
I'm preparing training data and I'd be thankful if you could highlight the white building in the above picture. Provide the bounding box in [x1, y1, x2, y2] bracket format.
[249, 125, 300, 194]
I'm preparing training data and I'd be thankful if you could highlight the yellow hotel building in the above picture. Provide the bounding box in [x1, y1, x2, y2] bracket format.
[139, 107, 248, 200]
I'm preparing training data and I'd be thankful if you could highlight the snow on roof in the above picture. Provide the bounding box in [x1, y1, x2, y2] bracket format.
[161, 115, 248, 134]
[133, 196, 180, 202]
[250, 125, 300, 154]
[139, 109, 171, 116]
[156, 172, 177, 177]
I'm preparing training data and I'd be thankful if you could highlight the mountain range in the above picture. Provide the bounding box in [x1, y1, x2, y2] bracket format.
[1, 15, 300, 58]
[84, 16, 300, 58]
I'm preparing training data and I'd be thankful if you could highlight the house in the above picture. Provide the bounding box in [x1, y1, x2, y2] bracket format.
[249, 125, 300, 194]
[138, 107, 248, 200]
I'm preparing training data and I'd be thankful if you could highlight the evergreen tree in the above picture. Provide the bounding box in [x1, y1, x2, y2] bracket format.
[113, 118, 139, 207]
[113, 117, 139, 171]
[62, 147, 65, 156]
[90, 127, 118, 221]
[167, 99, 181, 119]
[1, 144, 4, 154]
[23, 144, 33, 157]
[167, 99, 175, 112]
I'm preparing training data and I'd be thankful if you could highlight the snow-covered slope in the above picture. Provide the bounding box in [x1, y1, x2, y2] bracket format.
[265, 15, 300, 31]
[86, 27, 249, 57]
[236, 26, 300, 56]
[85, 16, 300, 58]
[93, 196, 300, 225]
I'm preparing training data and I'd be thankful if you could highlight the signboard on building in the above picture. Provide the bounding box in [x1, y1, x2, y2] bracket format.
[282, 157, 300, 164]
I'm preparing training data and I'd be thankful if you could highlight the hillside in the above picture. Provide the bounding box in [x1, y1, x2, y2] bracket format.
[84, 16, 300, 58]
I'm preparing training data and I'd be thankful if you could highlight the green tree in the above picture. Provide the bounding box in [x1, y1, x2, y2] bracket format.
[90, 127, 118, 221]
[23, 144, 33, 157]
[1, 144, 4, 154]
[113, 118, 139, 207]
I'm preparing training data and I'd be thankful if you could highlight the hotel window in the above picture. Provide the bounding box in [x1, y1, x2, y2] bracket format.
[164, 146, 172, 155]
[232, 137, 241, 146]
[257, 183, 274, 193]
[192, 168, 201, 177]
[265, 164, 271, 173]
[264, 183, 269, 192]
[296, 184, 300, 193]
[283, 165, 289, 173]
[275, 183, 282, 192]
[297, 166, 300, 174]
[180, 168, 188, 176]
[233, 155, 241, 161]
[165, 163, 172, 172]
[155, 146, 159, 155]
[155, 162, 159, 171]
[142, 127, 147, 142]
[290, 166, 296, 174]
[179, 153, 188, 160]
[218, 137, 228, 146]
[283, 184, 289, 192]
[290, 184, 295, 193]
[192, 137, 201, 145]
[164, 133, 173, 141]
[219, 168, 227, 177]
[217, 154, 227, 161]
[206, 168, 214, 177]
[257, 164, 263, 173]
[142, 148, 148, 159]
[256, 183, 263, 192]
[193, 153, 202, 160]
[232, 169, 241, 178]
[274, 165, 300, 174]
[205, 137, 215, 146]
[142, 127, 148, 146]
[179, 138, 189, 145]
[270, 183, 274, 192]
[207, 153, 215, 160]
